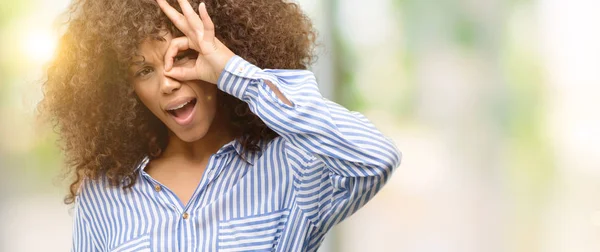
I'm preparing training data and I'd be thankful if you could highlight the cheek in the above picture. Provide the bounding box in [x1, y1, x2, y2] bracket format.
[200, 90, 218, 115]
[195, 85, 219, 113]
[134, 87, 162, 115]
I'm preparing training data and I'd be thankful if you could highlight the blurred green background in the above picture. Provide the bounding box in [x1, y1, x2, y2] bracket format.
[2, 0, 600, 251]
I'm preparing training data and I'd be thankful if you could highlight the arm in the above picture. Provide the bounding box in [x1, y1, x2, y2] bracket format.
[217, 56, 402, 233]
[154, 0, 401, 232]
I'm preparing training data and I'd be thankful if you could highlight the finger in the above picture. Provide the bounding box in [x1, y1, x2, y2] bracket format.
[177, 0, 204, 32]
[156, 0, 191, 33]
[164, 66, 198, 81]
[198, 2, 215, 42]
[164, 37, 190, 71]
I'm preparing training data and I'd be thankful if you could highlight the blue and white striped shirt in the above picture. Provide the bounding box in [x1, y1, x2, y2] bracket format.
[72, 56, 402, 252]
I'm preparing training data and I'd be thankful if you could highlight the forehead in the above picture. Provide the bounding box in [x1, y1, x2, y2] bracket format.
[133, 32, 173, 63]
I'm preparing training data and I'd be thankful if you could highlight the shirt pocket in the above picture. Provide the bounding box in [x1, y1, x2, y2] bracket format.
[218, 209, 290, 251]
[110, 234, 152, 252]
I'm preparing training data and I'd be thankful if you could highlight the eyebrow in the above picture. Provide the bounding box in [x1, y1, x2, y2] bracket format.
[130, 55, 148, 68]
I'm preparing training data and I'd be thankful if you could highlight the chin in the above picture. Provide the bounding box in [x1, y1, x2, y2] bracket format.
[170, 121, 211, 143]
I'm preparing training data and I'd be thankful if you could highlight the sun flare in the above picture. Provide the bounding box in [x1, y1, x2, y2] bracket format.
[22, 30, 57, 63]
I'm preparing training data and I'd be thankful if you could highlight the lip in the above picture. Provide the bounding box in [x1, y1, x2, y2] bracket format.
[163, 97, 196, 111]
[167, 98, 197, 127]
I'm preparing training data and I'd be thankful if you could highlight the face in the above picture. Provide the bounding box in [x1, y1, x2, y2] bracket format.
[130, 33, 218, 143]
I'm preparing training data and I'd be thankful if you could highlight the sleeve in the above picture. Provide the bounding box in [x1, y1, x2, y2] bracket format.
[217, 55, 402, 233]
[71, 184, 101, 252]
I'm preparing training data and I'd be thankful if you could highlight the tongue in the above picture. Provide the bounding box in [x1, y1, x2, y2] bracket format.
[172, 101, 194, 118]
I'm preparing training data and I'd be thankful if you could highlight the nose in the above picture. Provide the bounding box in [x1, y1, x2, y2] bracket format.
[160, 73, 181, 94]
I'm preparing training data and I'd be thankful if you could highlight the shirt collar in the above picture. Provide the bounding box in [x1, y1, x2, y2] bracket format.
[133, 138, 263, 173]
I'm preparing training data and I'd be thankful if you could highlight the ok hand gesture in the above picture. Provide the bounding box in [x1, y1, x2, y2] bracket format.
[156, 0, 235, 84]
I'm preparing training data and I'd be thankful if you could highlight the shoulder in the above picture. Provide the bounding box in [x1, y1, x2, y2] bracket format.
[76, 176, 108, 204]
[77, 156, 147, 202]
[75, 174, 131, 211]
[73, 177, 106, 221]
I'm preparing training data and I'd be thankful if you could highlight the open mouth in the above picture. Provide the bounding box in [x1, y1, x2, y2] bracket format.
[166, 98, 197, 126]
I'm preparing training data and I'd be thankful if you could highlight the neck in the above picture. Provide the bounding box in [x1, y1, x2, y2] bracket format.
[161, 116, 235, 164]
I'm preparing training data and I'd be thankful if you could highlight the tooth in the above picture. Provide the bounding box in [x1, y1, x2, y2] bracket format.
[169, 100, 190, 111]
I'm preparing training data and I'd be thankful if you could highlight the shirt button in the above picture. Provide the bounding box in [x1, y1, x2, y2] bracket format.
[154, 185, 161, 192]
[238, 66, 244, 73]
[182, 212, 189, 220]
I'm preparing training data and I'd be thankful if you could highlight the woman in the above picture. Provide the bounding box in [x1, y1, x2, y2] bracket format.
[39, 0, 401, 251]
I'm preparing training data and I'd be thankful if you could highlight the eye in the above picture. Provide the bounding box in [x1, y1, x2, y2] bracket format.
[135, 67, 154, 79]
[173, 54, 188, 63]
[173, 50, 197, 65]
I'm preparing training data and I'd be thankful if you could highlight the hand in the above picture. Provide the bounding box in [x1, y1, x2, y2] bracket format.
[156, 0, 235, 84]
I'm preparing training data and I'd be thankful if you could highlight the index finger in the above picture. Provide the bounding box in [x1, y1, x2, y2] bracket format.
[164, 36, 190, 71]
